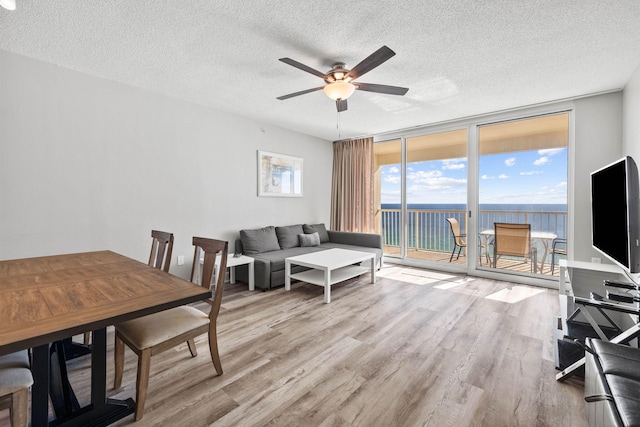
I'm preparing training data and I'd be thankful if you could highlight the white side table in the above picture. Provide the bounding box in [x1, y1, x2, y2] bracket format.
[226, 254, 255, 291]
[197, 253, 255, 291]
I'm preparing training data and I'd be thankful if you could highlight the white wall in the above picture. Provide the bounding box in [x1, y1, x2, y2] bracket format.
[624, 63, 640, 160]
[572, 92, 623, 263]
[0, 50, 333, 278]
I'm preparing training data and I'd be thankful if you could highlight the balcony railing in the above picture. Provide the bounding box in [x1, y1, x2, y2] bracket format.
[380, 208, 567, 257]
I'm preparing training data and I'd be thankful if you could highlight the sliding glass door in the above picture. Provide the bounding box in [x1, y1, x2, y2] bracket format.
[478, 113, 569, 276]
[374, 111, 570, 279]
[374, 139, 402, 257]
[374, 129, 468, 265]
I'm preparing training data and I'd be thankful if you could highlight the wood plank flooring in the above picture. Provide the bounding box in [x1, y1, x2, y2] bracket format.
[0, 265, 586, 426]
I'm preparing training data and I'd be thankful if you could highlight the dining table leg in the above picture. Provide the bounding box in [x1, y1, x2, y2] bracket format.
[31, 344, 50, 426]
[31, 329, 136, 427]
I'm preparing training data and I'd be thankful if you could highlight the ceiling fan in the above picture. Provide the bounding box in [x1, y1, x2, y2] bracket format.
[277, 46, 409, 112]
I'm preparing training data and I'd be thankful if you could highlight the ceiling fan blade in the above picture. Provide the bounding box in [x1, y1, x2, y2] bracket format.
[336, 99, 348, 112]
[355, 82, 409, 96]
[279, 58, 327, 78]
[345, 46, 396, 80]
[277, 86, 324, 100]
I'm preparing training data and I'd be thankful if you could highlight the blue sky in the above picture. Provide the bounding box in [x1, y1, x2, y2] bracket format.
[381, 147, 567, 205]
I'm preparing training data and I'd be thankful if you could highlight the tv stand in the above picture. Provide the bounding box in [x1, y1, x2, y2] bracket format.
[555, 260, 640, 381]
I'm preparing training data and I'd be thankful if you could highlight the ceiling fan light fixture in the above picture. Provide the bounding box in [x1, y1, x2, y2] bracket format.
[323, 81, 356, 101]
[0, 0, 16, 10]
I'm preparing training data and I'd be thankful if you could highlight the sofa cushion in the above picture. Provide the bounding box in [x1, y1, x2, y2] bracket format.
[240, 226, 280, 255]
[303, 223, 330, 243]
[275, 224, 304, 249]
[299, 232, 320, 247]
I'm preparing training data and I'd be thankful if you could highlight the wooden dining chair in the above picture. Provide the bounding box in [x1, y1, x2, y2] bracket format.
[492, 223, 537, 272]
[113, 237, 228, 421]
[0, 350, 33, 427]
[148, 229, 175, 272]
[84, 230, 175, 344]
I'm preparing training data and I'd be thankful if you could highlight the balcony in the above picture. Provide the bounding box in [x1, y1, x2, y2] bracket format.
[380, 208, 567, 277]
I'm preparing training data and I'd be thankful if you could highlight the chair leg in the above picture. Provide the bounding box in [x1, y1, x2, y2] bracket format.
[449, 245, 457, 262]
[11, 388, 29, 427]
[114, 333, 125, 389]
[135, 349, 152, 421]
[187, 339, 198, 357]
[208, 325, 223, 376]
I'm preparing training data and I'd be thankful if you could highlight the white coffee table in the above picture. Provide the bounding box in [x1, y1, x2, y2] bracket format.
[285, 248, 376, 303]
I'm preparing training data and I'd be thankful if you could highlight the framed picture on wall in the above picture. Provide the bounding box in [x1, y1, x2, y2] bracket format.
[258, 151, 303, 197]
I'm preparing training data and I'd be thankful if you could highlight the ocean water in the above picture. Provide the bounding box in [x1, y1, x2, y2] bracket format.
[380, 203, 567, 250]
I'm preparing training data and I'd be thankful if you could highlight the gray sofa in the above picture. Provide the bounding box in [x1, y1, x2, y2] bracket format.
[234, 223, 383, 290]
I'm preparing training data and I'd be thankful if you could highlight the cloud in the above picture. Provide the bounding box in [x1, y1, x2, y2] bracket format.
[520, 171, 544, 176]
[534, 156, 550, 166]
[557, 181, 567, 187]
[538, 148, 565, 156]
[442, 158, 466, 170]
[505, 157, 516, 167]
[384, 175, 401, 184]
[406, 169, 466, 190]
[481, 174, 492, 180]
[498, 174, 509, 179]
[407, 169, 442, 182]
[388, 166, 400, 173]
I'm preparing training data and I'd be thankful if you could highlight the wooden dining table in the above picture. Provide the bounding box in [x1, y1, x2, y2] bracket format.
[0, 250, 211, 427]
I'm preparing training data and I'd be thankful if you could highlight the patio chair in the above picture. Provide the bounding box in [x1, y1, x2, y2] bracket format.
[550, 238, 567, 275]
[446, 218, 466, 263]
[491, 223, 537, 272]
[447, 218, 488, 265]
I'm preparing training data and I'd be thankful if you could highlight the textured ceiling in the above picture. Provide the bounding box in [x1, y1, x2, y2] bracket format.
[2, 1, 640, 141]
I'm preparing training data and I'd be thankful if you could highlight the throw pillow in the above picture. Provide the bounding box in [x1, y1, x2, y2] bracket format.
[239, 226, 280, 255]
[299, 232, 320, 247]
[275, 224, 304, 249]
[303, 223, 330, 243]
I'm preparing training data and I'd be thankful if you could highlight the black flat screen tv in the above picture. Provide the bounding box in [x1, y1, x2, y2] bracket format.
[591, 156, 640, 273]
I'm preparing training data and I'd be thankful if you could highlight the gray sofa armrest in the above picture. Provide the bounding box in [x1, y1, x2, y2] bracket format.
[234, 255, 271, 290]
[327, 230, 382, 249]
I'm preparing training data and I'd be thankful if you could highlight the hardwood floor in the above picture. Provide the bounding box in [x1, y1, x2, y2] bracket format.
[0, 265, 586, 426]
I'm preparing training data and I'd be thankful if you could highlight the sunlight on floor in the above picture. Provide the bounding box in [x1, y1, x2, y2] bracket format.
[484, 285, 545, 304]
[377, 265, 472, 287]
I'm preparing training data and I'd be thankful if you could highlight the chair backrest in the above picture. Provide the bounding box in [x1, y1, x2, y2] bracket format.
[149, 230, 174, 272]
[446, 218, 465, 246]
[190, 237, 228, 320]
[494, 223, 531, 257]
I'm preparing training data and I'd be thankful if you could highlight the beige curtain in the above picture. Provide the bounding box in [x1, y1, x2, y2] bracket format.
[331, 137, 374, 232]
